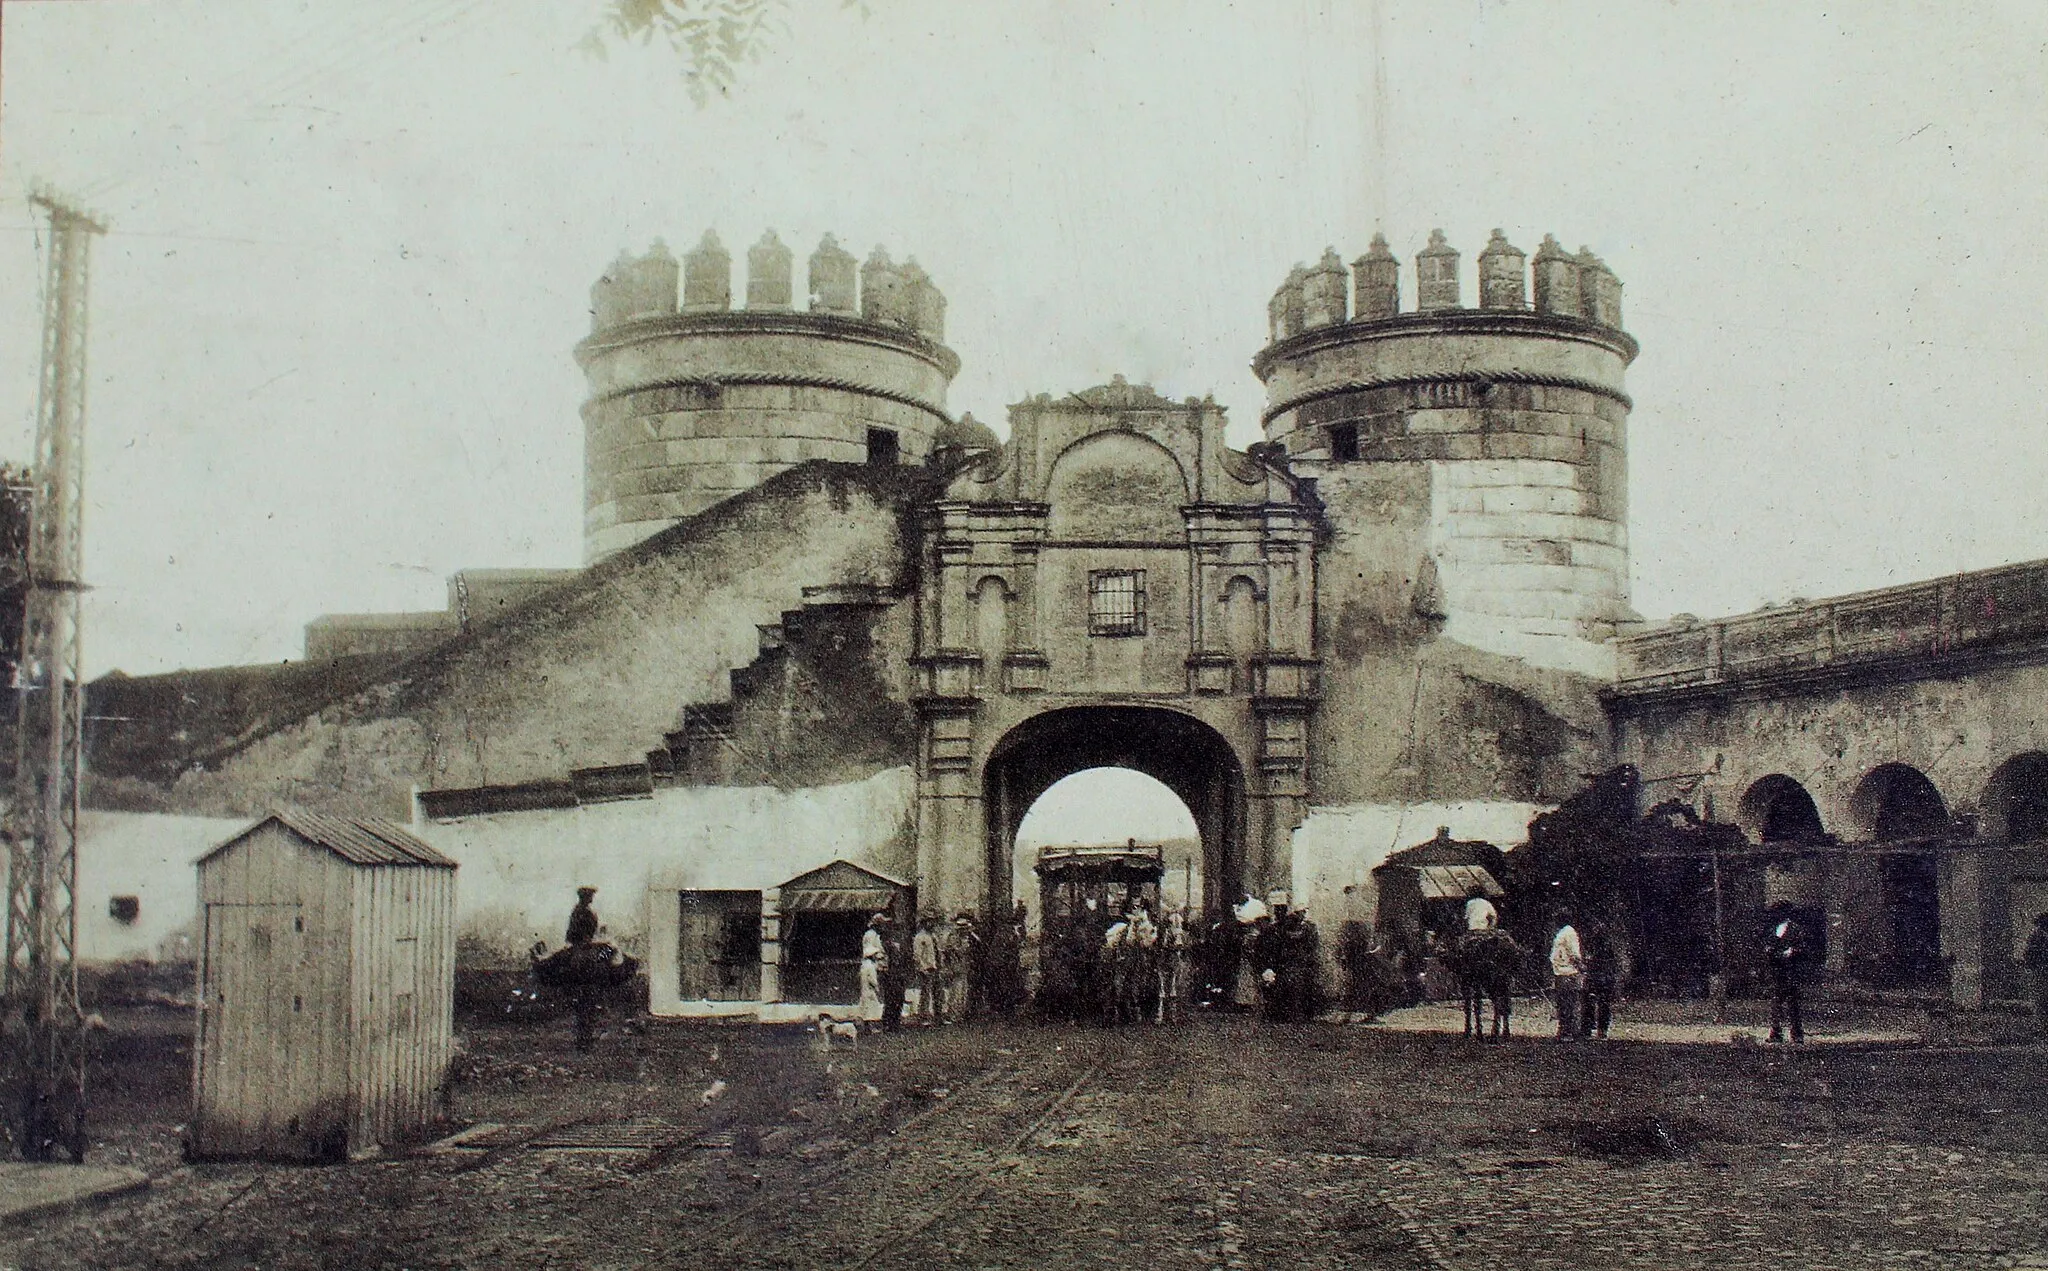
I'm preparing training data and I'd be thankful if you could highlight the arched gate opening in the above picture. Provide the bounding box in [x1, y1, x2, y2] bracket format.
[982, 706, 1247, 924]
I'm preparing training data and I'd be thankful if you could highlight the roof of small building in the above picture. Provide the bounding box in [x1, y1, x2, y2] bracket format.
[1375, 825, 1507, 870]
[202, 809, 455, 869]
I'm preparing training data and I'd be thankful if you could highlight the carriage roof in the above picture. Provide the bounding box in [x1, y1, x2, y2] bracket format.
[1034, 844, 1166, 880]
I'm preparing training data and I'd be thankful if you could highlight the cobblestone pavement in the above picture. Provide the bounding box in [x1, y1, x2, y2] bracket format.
[2, 1010, 2044, 1269]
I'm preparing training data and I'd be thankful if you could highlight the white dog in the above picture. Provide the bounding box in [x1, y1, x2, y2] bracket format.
[816, 1012, 861, 1053]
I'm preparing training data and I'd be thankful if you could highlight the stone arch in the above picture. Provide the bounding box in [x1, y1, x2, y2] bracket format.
[982, 705, 1248, 923]
[1044, 430, 1188, 540]
[1848, 763, 1951, 842]
[1981, 752, 2048, 843]
[1735, 774, 1827, 844]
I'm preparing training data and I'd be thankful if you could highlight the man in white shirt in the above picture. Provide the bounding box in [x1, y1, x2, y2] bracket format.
[859, 914, 887, 1022]
[1549, 909, 1585, 1040]
[1464, 887, 1499, 932]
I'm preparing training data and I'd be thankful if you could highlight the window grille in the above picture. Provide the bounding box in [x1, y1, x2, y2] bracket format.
[1088, 569, 1146, 636]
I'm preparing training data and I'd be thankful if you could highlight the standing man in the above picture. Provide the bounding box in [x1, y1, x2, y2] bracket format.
[879, 913, 909, 1033]
[566, 886, 600, 946]
[912, 917, 944, 1025]
[2023, 912, 2048, 1037]
[1581, 919, 1618, 1040]
[1550, 908, 1585, 1041]
[564, 886, 604, 1051]
[1766, 912, 1808, 1044]
[946, 913, 981, 1022]
[859, 913, 887, 1022]
[1463, 885, 1499, 933]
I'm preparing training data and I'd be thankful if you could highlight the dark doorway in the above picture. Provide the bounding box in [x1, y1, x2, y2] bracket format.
[779, 910, 866, 1005]
[1986, 753, 2048, 843]
[1880, 855, 1943, 987]
[1739, 774, 1827, 843]
[1854, 764, 1949, 841]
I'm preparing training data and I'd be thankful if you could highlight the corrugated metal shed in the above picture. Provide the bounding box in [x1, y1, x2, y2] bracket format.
[200, 809, 454, 868]
[191, 811, 456, 1162]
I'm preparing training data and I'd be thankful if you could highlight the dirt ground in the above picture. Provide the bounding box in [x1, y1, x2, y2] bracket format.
[3, 1003, 2046, 1270]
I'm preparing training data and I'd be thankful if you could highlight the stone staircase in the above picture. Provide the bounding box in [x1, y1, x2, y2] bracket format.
[418, 583, 911, 818]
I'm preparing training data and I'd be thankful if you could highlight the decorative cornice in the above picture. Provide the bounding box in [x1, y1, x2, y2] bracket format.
[1262, 371, 1632, 428]
[590, 371, 952, 426]
[1252, 308, 1638, 380]
[576, 308, 960, 378]
[1604, 636, 2048, 715]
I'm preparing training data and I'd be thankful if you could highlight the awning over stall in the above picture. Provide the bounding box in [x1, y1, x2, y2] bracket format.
[777, 860, 911, 913]
[1414, 864, 1505, 900]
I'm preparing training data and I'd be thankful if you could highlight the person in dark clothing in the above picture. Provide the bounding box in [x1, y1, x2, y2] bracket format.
[1251, 914, 1286, 1021]
[564, 887, 603, 1051]
[1281, 909, 1324, 1021]
[1580, 920, 1618, 1039]
[1766, 913, 1808, 1044]
[566, 887, 600, 946]
[878, 915, 909, 1032]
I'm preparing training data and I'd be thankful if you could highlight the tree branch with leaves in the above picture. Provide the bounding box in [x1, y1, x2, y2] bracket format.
[582, 0, 873, 106]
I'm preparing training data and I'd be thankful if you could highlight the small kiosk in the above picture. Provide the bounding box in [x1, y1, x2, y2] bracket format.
[190, 810, 456, 1161]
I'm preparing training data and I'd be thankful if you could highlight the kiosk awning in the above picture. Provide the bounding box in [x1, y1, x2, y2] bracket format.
[1414, 864, 1505, 900]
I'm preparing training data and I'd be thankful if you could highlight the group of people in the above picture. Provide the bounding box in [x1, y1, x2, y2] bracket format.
[1243, 903, 1325, 1022]
[858, 907, 1029, 1030]
[1540, 905, 1621, 1041]
[1039, 897, 1197, 1024]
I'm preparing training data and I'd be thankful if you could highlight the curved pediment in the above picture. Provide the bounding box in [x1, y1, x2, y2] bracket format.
[1044, 429, 1188, 540]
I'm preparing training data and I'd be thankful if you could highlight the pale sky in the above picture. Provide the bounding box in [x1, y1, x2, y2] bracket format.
[3, 0, 2046, 689]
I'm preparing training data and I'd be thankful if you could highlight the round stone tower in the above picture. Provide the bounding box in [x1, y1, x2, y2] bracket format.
[576, 229, 960, 562]
[1253, 229, 1638, 677]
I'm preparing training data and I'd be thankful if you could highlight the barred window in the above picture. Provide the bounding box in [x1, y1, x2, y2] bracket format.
[1088, 569, 1146, 636]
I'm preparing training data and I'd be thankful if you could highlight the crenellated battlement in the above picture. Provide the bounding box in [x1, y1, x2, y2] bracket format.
[590, 229, 949, 343]
[1262, 228, 1626, 346]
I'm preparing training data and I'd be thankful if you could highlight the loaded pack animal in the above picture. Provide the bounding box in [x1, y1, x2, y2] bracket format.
[529, 939, 641, 1050]
[1446, 927, 1525, 1040]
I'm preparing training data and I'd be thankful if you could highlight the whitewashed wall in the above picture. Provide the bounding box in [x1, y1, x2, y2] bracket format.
[411, 766, 918, 1013]
[33, 811, 250, 964]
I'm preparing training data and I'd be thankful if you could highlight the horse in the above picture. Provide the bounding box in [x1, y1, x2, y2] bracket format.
[1156, 910, 1192, 1024]
[530, 940, 641, 1050]
[1446, 928, 1523, 1040]
[1100, 912, 1159, 1026]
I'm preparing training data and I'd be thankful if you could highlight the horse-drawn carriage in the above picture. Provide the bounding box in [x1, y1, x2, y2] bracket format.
[1033, 843, 1167, 1022]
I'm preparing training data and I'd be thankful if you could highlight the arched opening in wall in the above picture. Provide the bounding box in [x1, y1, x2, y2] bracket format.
[1219, 575, 1264, 689]
[983, 705, 1246, 930]
[1849, 763, 1952, 988]
[1736, 775, 1828, 844]
[971, 575, 1010, 678]
[1850, 764, 1951, 843]
[1983, 753, 2048, 844]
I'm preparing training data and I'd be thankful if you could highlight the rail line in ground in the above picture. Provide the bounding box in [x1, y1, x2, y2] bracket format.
[639, 1040, 1104, 1270]
[840, 1057, 1104, 1270]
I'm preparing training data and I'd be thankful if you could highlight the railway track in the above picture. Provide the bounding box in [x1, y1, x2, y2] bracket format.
[644, 1041, 1106, 1270]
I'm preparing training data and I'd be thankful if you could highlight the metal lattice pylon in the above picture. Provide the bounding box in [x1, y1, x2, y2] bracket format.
[4, 194, 102, 1162]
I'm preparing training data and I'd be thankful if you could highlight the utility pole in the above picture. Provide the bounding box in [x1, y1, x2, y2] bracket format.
[4, 191, 104, 1162]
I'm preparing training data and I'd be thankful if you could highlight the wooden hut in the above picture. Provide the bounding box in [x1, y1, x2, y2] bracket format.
[190, 810, 456, 1162]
